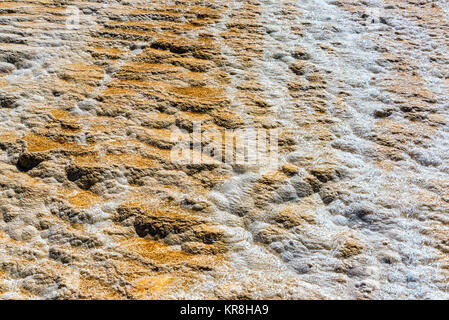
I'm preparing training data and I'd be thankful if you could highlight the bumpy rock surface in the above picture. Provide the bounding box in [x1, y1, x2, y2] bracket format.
[0, 0, 448, 299]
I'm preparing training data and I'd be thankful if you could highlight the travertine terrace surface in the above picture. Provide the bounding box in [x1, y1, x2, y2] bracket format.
[0, 0, 448, 299]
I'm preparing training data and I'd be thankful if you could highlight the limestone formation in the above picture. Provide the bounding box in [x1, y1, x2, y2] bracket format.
[0, 0, 448, 299]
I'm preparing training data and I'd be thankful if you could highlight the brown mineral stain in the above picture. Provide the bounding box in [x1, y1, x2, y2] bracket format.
[23, 133, 90, 153]
[120, 238, 197, 264]
[132, 275, 173, 298]
[67, 190, 100, 209]
[73, 153, 157, 168]
[0, 130, 18, 143]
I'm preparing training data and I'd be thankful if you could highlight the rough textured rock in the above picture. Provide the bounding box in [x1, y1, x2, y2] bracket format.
[0, 0, 448, 299]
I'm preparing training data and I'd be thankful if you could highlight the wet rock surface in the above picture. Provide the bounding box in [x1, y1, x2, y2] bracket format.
[0, 0, 448, 299]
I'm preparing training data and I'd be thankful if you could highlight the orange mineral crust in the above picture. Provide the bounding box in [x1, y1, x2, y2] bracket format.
[0, 0, 448, 299]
